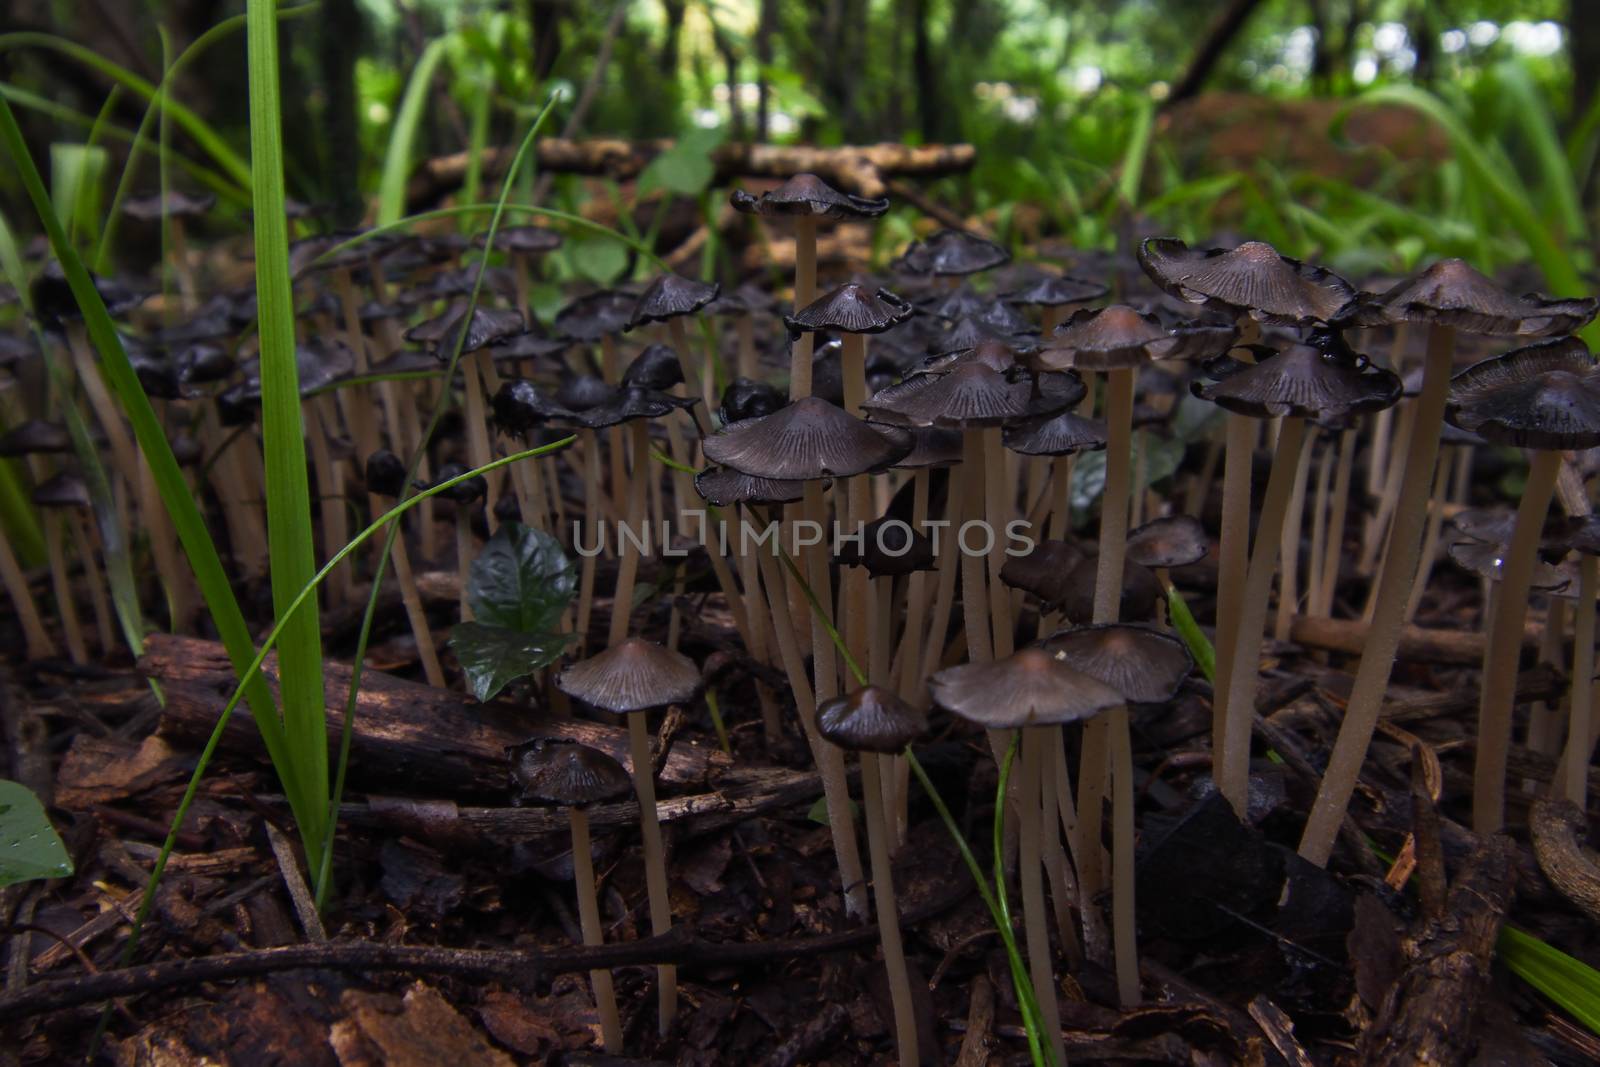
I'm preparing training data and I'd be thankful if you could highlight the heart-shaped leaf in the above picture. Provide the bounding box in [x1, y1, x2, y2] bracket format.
[0, 779, 74, 887]
[638, 126, 726, 197]
[467, 522, 577, 633]
[451, 621, 575, 703]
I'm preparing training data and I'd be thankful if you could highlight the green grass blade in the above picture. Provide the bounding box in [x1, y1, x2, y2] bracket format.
[1499, 926, 1600, 1036]
[1164, 581, 1214, 684]
[1492, 62, 1583, 241]
[1115, 96, 1154, 211]
[376, 35, 452, 225]
[246, 0, 326, 863]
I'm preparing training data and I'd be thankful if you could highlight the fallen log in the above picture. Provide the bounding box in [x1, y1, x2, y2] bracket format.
[140, 635, 728, 799]
[406, 139, 976, 208]
[1288, 614, 1550, 666]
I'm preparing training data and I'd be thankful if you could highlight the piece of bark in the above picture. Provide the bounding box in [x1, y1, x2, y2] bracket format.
[54, 733, 190, 809]
[1530, 798, 1600, 925]
[1289, 614, 1550, 665]
[331, 982, 514, 1067]
[141, 635, 728, 798]
[1358, 834, 1517, 1066]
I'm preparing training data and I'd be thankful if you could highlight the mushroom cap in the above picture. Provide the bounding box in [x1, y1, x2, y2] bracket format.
[892, 425, 966, 468]
[174, 342, 235, 385]
[1126, 514, 1209, 569]
[1001, 409, 1109, 456]
[999, 539, 1086, 604]
[0, 420, 73, 457]
[693, 465, 808, 506]
[1193, 338, 1402, 420]
[729, 173, 890, 219]
[817, 686, 928, 753]
[556, 637, 702, 713]
[702, 396, 911, 479]
[834, 515, 936, 577]
[929, 316, 1038, 357]
[510, 739, 632, 806]
[784, 283, 916, 336]
[1002, 273, 1110, 307]
[1445, 337, 1600, 449]
[406, 304, 525, 357]
[573, 385, 699, 429]
[1356, 259, 1597, 336]
[628, 273, 721, 328]
[1137, 237, 1357, 325]
[893, 229, 1011, 277]
[1039, 624, 1194, 705]
[554, 290, 636, 341]
[31, 261, 145, 323]
[1447, 539, 1570, 590]
[1544, 515, 1600, 558]
[1034, 305, 1240, 372]
[431, 462, 488, 505]
[863, 363, 1082, 428]
[622, 344, 686, 391]
[492, 379, 576, 435]
[719, 377, 787, 424]
[1057, 554, 1162, 623]
[923, 284, 990, 322]
[707, 282, 778, 317]
[556, 372, 614, 412]
[474, 225, 564, 255]
[928, 646, 1125, 729]
[494, 330, 573, 361]
[287, 230, 383, 275]
[365, 449, 408, 498]
[916, 338, 1022, 375]
[31, 471, 90, 509]
[372, 348, 442, 376]
[121, 190, 216, 221]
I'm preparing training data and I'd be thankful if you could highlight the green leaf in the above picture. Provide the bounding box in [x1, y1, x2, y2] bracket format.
[0, 779, 74, 887]
[806, 794, 858, 827]
[1071, 433, 1184, 513]
[1500, 925, 1600, 1036]
[570, 235, 629, 285]
[637, 126, 726, 197]
[1164, 583, 1215, 684]
[451, 621, 573, 702]
[376, 35, 452, 226]
[467, 521, 577, 632]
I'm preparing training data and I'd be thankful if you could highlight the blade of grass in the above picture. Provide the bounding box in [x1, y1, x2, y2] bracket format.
[376, 35, 453, 225]
[1499, 926, 1600, 1035]
[246, 0, 327, 865]
[1163, 580, 1214, 684]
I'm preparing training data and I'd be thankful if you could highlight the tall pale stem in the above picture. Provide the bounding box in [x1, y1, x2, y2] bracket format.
[569, 807, 624, 1053]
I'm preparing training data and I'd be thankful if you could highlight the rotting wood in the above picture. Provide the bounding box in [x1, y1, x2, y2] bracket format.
[1530, 798, 1600, 925]
[406, 139, 977, 207]
[140, 635, 728, 798]
[1358, 833, 1517, 1067]
[1289, 614, 1550, 665]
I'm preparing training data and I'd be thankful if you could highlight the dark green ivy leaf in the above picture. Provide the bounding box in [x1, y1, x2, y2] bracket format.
[466, 521, 577, 633]
[451, 621, 574, 703]
[0, 779, 74, 887]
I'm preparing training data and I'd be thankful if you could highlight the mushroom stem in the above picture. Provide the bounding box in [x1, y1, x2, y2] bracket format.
[1211, 412, 1255, 780]
[1039, 732, 1083, 970]
[601, 335, 627, 533]
[841, 334, 872, 680]
[1403, 447, 1455, 623]
[1473, 447, 1563, 833]
[1218, 415, 1309, 815]
[984, 427, 1014, 657]
[568, 806, 624, 1053]
[1555, 555, 1598, 806]
[1273, 431, 1313, 640]
[1307, 439, 1333, 621]
[331, 267, 381, 465]
[667, 317, 714, 435]
[859, 751, 920, 1067]
[959, 431, 994, 663]
[370, 493, 445, 688]
[1299, 323, 1455, 866]
[1018, 729, 1067, 1066]
[788, 218, 819, 400]
[736, 316, 756, 379]
[733, 540, 784, 745]
[1314, 428, 1358, 616]
[575, 433, 600, 653]
[167, 217, 199, 311]
[461, 352, 501, 529]
[607, 422, 651, 648]
[627, 708, 677, 1034]
[43, 511, 88, 664]
[1360, 403, 1416, 584]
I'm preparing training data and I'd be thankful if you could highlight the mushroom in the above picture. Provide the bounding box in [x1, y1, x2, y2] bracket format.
[121, 190, 216, 311]
[627, 272, 719, 433]
[509, 739, 630, 1052]
[365, 449, 446, 687]
[892, 228, 1012, 279]
[429, 462, 488, 622]
[816, 686, 927, 1067]
[473, 225, 563, 324]
[1002, 271, 1111, 333]
[1299, 262, 1598, 865]
[30, 472, 95, 663]
[556, 637, 702, 1034]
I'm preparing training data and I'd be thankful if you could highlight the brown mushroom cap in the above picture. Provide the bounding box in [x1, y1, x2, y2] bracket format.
[1445, 337, 1600, 450]
[1057, 553, 1162, 623]
[1126, 514, 1209, 569]
[928, 646, 1125, 729]
[1447, 539, 1570, 591]
[1039, 624, 1194, 705]
[1002, 273, 1110, 307]
[784, 283, 916, 335]
[31, 471, 91, 509]
[817, 686, 928, 753]
[1033, 305, 1237, 371]
[1001, 409, 1109, 456]
[555, 638, 702, 713]
[893, 229, 1011, 277]
[628, 273, 721, 328]
[863, 363, 1081, 428]
[1193, 338, 1402, 420]
[999, 539, 1086, 604]
[729, 173, 890, 219]
[554, 290, 636, 341]
[510, 739, 633, 806]
[702, 396, 911, 479]
[693, 466, 808, 507]
[1355, 259, 1598, 336]
[1137, 237, 1357, 325]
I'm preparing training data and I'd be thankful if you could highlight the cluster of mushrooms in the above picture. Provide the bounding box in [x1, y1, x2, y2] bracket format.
[6, 174, 1600, 1063]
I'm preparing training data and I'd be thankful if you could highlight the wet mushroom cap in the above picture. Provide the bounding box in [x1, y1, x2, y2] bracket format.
[475, 225, 564, 255]
[628, 273, 721, 328]
[557, 372, 616, 412]
[1057, 554, 1162, 623]
[554, 290, 636, 341]
[1126, 514, 1209, 569]
[693, 466, 808, 507]
[1137, 237, 1357, 325]
[834, 515, 936, 577]
[719, 377, 787, 424]
[999, 539, 1086, 604]
[510, 739, 632, 806]
[0, 420, 74, 456]
[407, 304, 525, 357]
[622, 344, 686, 391]
[432, 462, 488, 504]
[556, 637, 702, 713]
[1193, 339, 1402, 420]
[365, 449, 408, 498]
[928, 646, 1125, 729]
[817, 686, 928, 753]
[862, 362, 1080, 428]
[784, 283, 916, 335]
[1445, 337, 1600, 449]
[1447, 539, 1571, 590]
[492, 379, 578, 435]
[121, 190, 217, 220]
[1002, 273, 1110, 307]
[573, 385, 698, 430]
[892, 229, 1011, 277]
[31, 471, 91, 509]
[1039, 624, 1194, 705]
[1001, 408, 1108, 456]
[1544, 515, 1600, 557]
[702, 396, 911, 479]
[892, 425, 966, 468]
[728, 173, 890, 219]
[1355, 258, 1598, 336]
[929, 316, 1037, 357]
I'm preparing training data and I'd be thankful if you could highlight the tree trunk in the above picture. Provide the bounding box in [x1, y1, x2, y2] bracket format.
[1166, 0, 1268, 107]
[319, 0, 362, 227]
[1571, 1, 1600, 127]
[912, 0, 939, 143]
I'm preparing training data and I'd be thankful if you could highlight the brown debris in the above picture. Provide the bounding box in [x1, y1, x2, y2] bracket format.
[330, 982, 515, 1067]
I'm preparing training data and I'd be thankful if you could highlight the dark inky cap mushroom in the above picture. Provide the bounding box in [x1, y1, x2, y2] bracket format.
[492, 379, 577, 436]
[432, 462, 487, 505]
[707, 282, 778, 317]
[817, 686, 928, 753]
[1126, 514, 1209, 569]
[0, 420, 74, 457]
[784, 283, 916, 336]
[31, 471, 90, 509]
[862, 362, 1077, 428]
[372, 348, 441, 376]
[365, 449, 408, 498]
[557, 372, 615, 412]
[574, 385, 698, 429]
[475, 225, 564, 255]
[923, 284, 989, 322]
[928, 316, 1037, 357]
[555, 637, 702, 713]
[1001, 408, 1108, 456]
[406, 304, 525, 358]
[121, 190, 216, 221]
[893, 425, 966, 468]
[729, 173, 890, 219]
[154, 310, 233, 347]
[719, 377, 787, 424]
[1039, 624, 1194, 705]
[627, 273, 720, 329]
[494, 330, 573, 361]
[175, 342, 235, 385]
[1058, 553, 1162, 623]
[1447, 539, 1570, 590]
[1034, 304, 1237, 371]
[928, 646, 1125, 729]
[834, 515, 936, 577]
[31, 261, 145, 324]
[621, 344, 685, 391]
[510, 739, 632, 806]
[999, 539, 1086, 605]
[287, 230, 382, 275]
[1445, 337, 1600, 449]
[702, 396, 911, 479]
[1193, 335, 1401, 420]
[554, 290, 636, 341]
[1544, 515, 1600, 558]
[892, 229, 1011, 277]
[1002, 273, 1110, 307]
[693, 465, 808, 507]
[1137, 237, 1357, 325]
[1354, 258, 1598, 336]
